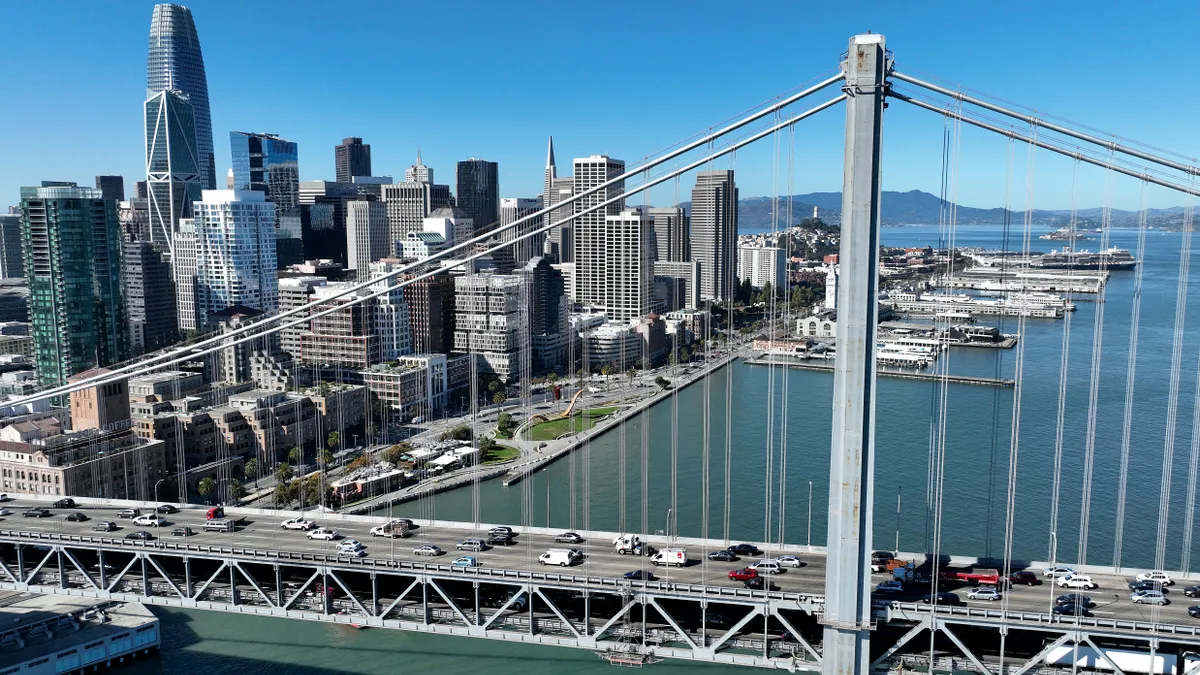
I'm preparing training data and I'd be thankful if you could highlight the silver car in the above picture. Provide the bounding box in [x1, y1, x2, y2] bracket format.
[457, 538, 487, 552]
[414, 544, 444, 557]
[1130, 590, 1168, 605]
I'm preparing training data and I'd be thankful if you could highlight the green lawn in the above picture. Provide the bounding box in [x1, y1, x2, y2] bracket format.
[522, 407, 620, 441]
[482, 444, 520, 464]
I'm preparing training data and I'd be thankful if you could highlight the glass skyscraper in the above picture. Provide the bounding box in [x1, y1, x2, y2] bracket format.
[147, 4, 216, 190]
[230, 131, 300, 219]
[145, 89, 202, 250]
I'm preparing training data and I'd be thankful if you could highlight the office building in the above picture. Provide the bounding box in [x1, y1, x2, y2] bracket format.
[230, 131, 299, 222]
[277, 275, 327, 358]
[346, 199, 390, 272]
[123, 241, 180, 355]
[362, 354, 451, 418]
[0, 428, 166, 500]
[422, 206, 473, 246]
[298, 180, 359, 266]
[454, 274, 523, 379]
[0, 214, 22, 279]
[692, 170, 738, 301]
[193, 190, 278, 327]
[148, 3, 215, 190]
[648, 206, 689, 262]
[297, 283, 377, 369]
[118, 198, 151, 243]
[515, 256, 569, 371]
[135, 181, 148, 199]
[738, 244, 786, 290]
[587, 209, 654, 321]
[145, 89, 202, 250]
[405, 149, 433, 183]
[95, 176, 125, 202]
[350, 175, 393, 199]
[542, 138, 575, 262]
[68, 369, 131, 432]
[398, 231, 448, 259]
[381, 181, 453, 245]
[572, 155, 625, 301]
[369, 260, 413, 361]
[335, 137, 372, 182]
[654, 260, 701, 311]
[456, 159, 499, 236]
[399, 267, 455, 354]
[19, 183, 126, 385]
[499, 197, 544, 265]
[172, 217, 199, 331]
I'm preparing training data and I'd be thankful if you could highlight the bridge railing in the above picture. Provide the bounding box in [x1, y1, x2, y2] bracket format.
[884, 601, 1200, 641]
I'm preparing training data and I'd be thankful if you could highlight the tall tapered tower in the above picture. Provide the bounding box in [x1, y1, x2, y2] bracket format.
[147, 4, 216, 190]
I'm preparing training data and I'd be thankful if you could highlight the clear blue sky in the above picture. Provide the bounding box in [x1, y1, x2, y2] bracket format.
[1, 0, 1196, 212]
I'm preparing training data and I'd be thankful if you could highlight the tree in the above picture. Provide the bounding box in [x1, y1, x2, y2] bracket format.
[197, 476, 216, 499]
[348, 454, 372, 472]
[327, 431, 340, 451]
[680, 347, 691, 362]
[275, 462, 294, 483]
[600, 363, 612, 377]
[492, 392, 505, 406]
[626, 368, 636, 384]
[287, 446, 302, 465]
[654, 376, 672, 390]
[244, 458, 259, 483]
[273, 482, 293, 507]
[317, 380, 331, 398]
[229, 479, 245, 503]
[547, 372, 559, 384]
[497, 412, 515, 435]
[487, 379, 501, 393]
[319, 448, 333, 467]
[440, 425, 472, 442]
[384, 442, 412, 465]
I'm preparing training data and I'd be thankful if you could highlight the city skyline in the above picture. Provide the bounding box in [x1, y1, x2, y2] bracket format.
[2, 2, 1196, 211]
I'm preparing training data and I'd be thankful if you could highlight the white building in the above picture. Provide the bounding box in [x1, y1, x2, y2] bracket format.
[499, 196, 544, 265]
[582, 321, 642, 371]
[369, 260, 413, 361]
[346, 199, 390, 272]
[172, 217, 199, 331]
[453, 274, 524, 379]
[193, 190, 278, 327]
[738, 245, 785, 289]
[575, 206, 653, 322]
[399, 231, 447, 259]
[422, 206, 473, 247]
[572, 155, 625, 298]
[824, 266, 839, 310]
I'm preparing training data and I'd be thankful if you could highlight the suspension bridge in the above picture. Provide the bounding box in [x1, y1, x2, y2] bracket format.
[3, 34, 1200, 674]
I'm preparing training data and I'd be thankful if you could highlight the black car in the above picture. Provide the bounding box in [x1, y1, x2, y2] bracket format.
[922, 592, 961, 605]
[1189, 605, 1200, 618]
[708, 550, 738, 562]
[92, 521, 116, 532]
[22, 508, 50, 518]
[125, 530, 154, 541]
[1053, 603, 1092, 617]
[1184, 586, 1200, 598]
[554, 532, 584, 544]
[704, 613, 732, 628]
[1056, 593, 1094, 607]
[1129, 580, 1168, 593]
[65, 512, 88, 522]
[728, 543, 762, 556]
[487, 534, 516, 546]
[743, 576, 780, 591]
[156, 504, 179, 514]
[53, 498, 75, 509]
[488, 526, 514, 537]
[171, 526, 194, 537]
[624, 570, 656, 581]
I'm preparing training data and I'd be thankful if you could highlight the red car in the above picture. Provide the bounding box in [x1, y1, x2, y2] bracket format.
[729, 567, 758, 582]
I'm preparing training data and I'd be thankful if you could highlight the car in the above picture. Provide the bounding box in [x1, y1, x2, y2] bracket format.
[875, 580, 905, 593]
[922, 592, 961, 605]
[1136, 571, 1175, 586]
[0, 493, 8, 501]
[92, 521, 116, 532]
[307, 527, 339, 541]
[1129, 579, 1168, 592]
[1008, 571, 1041, 586]
[413, 544, 443, 556]
[338, 547, 368, 558]
[967, 586, 1002, 601]
[336, 539, 365, 553]
[729, 567, 758, 582]
[281, 517, 315, 531]
[451, 555, 480, 568]
[1056, 594, 1094, 607]
[387, 518, 414, 529]
[554, 532, 584, 544]
[1057, 574, 1098, 590]
[171, 526, 194, 537]
[457, 538, 488, 552]
[728, 543, 762, 556]
[487, 534, 517, 546]
[1043, 566, 1075, 578]
[0, 508, 10, 517]
[22, 508, 50, 518]
[132, 514, 163, 527]
[775, 555, 804, 568]
[1053, 603, 1092, 617]
[1190, 605, 1200, 618]
[743, 577, 779, 591]
[1131, 590, 1169, 605]
[749, 560, 783, 575]
[117, 508, 140, 519]
[625, 570, 657, 581]
[53, 498, 75, 509]
[156, 504, 179, 514]
[125, 530, 154, 541]
[1185, 586, 1200, 598]
[370, 524, 409, 538]
[65, 512, 89, 522]
[488, 526, 514, 537]
[708, 550, 738, 562]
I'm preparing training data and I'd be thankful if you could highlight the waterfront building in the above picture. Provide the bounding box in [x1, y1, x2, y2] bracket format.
[738, 244, 786, 289]
[335, 137, 372, 182]
[144, 89, 202, 250]
[692, 169, 738, 301]
[577, 209, 653, 322]
[542, 137, 574, 262]
[0, 213, 23, 278]
[147, 2, 216, 190]
[230, 131, 299, 225]
[572, 154, 625, 289]
[122, 240, 180, 355]
[68, 368, 131, 433]
[382, 181, 453, 245]
[226, 389, 317, 462]
[404, 149, 433, 184]
[362, 353, 460, 418]
[647, 206, 689, 262]
[456, 158, 499, 236]
[454, 273, 524, 379]
[824, 266, 838, 310]
[346, 199, 390, 272]
[0, 428, 166, 500]
[582, 321, 642, 371]
[193, 190, 278, 327]
[19, 183, 126, 385]
[95, 175, 125, 202]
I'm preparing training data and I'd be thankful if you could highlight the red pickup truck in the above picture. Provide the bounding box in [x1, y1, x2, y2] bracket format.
[939, 567, 1001, 585]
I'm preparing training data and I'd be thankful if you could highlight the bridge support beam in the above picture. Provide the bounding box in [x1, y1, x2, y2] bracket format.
[822, 32, 887, 675]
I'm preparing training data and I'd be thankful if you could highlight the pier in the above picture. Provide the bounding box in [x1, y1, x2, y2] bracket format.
[744, 357, 1014, 387]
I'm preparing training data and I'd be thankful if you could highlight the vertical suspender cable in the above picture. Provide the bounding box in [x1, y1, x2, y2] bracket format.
[1050, 160, 1079, 556]
[996, 137, 1019, 673]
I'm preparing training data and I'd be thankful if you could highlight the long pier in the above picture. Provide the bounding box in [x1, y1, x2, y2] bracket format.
[744, 358, 1014, 387]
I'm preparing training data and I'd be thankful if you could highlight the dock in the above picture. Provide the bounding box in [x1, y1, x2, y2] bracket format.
[744, 358, 1014, 387]
[0, 592, 159, 674]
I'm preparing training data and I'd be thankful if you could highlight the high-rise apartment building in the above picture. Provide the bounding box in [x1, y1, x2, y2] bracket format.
[345, 199, 390, 272]
[0, 214, 23, 279]
[277, 275, 327, 358]
[499, 197, 544, 266]
[172, 218, 199, 332]
[95, 176, 125, 202]
[193, 190, 278, 327]
[19, 183, 126, 384]
[404, 150, 433, 184]
[297, 283, 377, 369]
[737, 244, 785, 290]
[454, 274, 524, 379]
[123, 241, 180, 355]
[230, 131, 299, 221]
[147, 3, 216, 190]
[398, 268, 455, 354]
[572, 155, 626, 305]
[456, 159, 499, 236]
[381, 182, 452, 246]
[515, 256, 568, 371]
[647, 206, 689, 262]
[145, 89, 202, 251]
[691, 170, 738, 302]
[118, 199, 152, 243]
[335, 137, 372, 182]
[368, 260, 413, 361]
[581, 209, 653, 322]
[542, 138, 574, 262]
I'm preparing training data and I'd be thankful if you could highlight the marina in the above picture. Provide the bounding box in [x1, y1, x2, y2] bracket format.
[932, 267, 1109, 294]
[888, 290, 1074, 318]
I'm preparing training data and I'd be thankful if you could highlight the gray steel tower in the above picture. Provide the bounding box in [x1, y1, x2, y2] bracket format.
[147, 4, 216, 190]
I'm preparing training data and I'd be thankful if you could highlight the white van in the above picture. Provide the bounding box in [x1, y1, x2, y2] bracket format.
[539, 548, 581, 567]
[203, 518, 236, 532]
[650, 548, 688, 567]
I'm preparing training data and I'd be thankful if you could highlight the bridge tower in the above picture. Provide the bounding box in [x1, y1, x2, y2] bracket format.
[822, 33, 887, 675]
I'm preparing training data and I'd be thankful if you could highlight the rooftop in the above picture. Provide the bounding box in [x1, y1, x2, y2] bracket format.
[0, 592, 156, 666]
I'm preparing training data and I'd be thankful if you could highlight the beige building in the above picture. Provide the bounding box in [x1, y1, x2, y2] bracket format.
[0, 429, 166, 500]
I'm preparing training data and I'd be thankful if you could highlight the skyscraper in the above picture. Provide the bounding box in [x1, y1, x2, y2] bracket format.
[123, 240, 180, 355]
[335, 137, 372, 182]
[19, 183, 126, 384]
[542, 137, 574, 262]
[172, 218, 199, 331]
[230, 131, 299, 220]
[193, 190, 278, 328]
[647, 206, 689, 262]
[346, 199, 390, 272]
[405, 150, 433, 184]
[572, 155, 625, 302]
[499, 197, 544, 266]
[0, 214, 23, 279]
[691, 170, 738, 302]
[147, 3, 216, 190]
[148, 5, 217, 192]
[95, 176, 125, 202]
[381, 181, 453, 246]
[145, 89, 202, 250]
[456, 159, 499, 236]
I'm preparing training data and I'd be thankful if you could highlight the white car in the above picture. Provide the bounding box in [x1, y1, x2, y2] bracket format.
[413, 544, 443, 557]
[775, 555, 804, 568]
[1056, 574, 1098, 590]
[875, 580, 904, 593]
[132, 514, 163, 527]
[967, 586, 1002, 601]
[307, 527, 339, 541]
[1136, 571, 1175, 586]
[336, 540, 365, 554]
[338, 547, 368, 558]
[0, 507, 11, 516]
[281, 517, 315, 531]
[1043, 566, 1075, 578]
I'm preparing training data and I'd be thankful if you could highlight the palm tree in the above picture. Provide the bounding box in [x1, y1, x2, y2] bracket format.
[244, 458, 259, 486]
[197, 477, 216, 501]
[229, 479, 245, 504]
[275, 462, 294, 484]
[288, 446, 302, 465]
